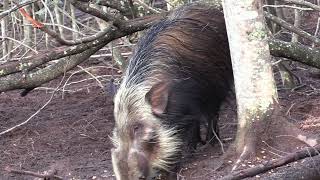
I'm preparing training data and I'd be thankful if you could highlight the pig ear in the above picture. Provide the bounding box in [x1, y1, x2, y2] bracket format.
[145, 82, 170, 116]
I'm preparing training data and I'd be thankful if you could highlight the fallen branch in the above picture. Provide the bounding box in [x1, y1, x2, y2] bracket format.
[219, 144, 320, 180]
[269, 39, 320, 69]
[5, 167, 64, 180]
[261, 153, 320, 180]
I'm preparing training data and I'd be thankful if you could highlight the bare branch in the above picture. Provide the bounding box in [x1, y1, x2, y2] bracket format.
[19, 4, 115, 46]
[0, 12, 167, 92]
[0, 11, 166, 78]
[278, 0, 320, 11]
[76, 0, 132, 17]
[69, 0, 123, 28]
[0, 0, 40, 20]
[0, 36, 38, 53]
[264, 12, 320, 45]
[0, 73, 65, 136]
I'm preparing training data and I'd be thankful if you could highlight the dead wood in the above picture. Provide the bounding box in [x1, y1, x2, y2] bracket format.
[260, 154, 320, 180]
[0, 12, 167, 93]
[219, 144, 320, 180]
[5, 167, 64, 180]
[269, 39, 320, 69]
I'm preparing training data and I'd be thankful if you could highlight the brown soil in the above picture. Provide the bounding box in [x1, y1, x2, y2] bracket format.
[0, 59, 320, 180]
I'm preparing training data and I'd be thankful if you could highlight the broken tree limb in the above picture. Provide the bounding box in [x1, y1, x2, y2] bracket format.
[219, 144, 320, 180]
[269, 39, 320, 69]
[5, 167, 64, 180]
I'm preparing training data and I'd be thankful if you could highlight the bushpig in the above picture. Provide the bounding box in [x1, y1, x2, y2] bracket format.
[111, 3, 233, 179]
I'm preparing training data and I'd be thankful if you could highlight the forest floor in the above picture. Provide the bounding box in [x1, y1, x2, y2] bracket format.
[0, 59, 320, 180]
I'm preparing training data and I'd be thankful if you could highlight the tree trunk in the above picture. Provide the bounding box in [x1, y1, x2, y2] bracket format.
[23, 5, 33, 49]
[276, 7, 300, 89]
[222, 0, 278, 157]
[54, 2, 65, 39]
[32, 4, 38, 51]
[70, 3, 78, 39]
[1, 0, 9, 61]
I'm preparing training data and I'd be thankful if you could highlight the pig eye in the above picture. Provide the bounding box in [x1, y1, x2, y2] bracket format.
[134, 125, 140, 132]
[132, 123, 144, 135]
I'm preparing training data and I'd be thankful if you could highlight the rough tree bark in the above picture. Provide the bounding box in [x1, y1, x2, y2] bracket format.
[278, 6, 302, 89]
[1, 0, 9, 60]
[70, 3, 78, 39]
[23, 5, 33, 48]
[54, 1, 65, 39]
[223, 0, 278, 159]
[269, 39, 320, 68]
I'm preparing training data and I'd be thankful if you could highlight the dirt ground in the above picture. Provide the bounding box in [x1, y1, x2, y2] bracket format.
[0, 59, 320, 180]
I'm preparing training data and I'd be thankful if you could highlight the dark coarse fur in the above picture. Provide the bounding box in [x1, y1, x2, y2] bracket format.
[112, 3, 233, 180]
[126, 3, 233, 146]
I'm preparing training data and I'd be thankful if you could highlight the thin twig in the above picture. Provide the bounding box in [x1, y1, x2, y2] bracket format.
[0, 74, 65, 136]
[77, 65, 104, 88]
[286, 102, 296, 116]
[0, 0, 40, 20]
[0, 36, 38, 53]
